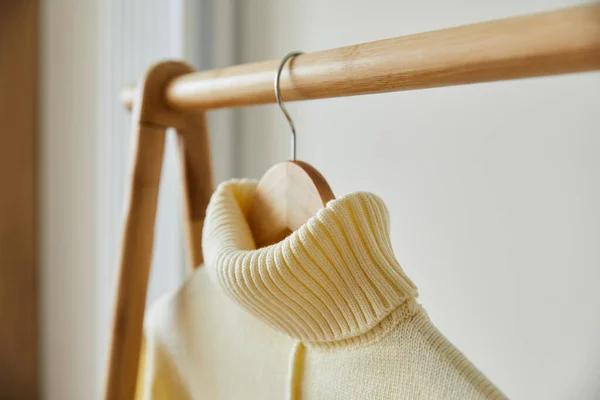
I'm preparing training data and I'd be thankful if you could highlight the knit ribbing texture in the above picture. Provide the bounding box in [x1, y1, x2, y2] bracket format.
[203, 180, 419, 348]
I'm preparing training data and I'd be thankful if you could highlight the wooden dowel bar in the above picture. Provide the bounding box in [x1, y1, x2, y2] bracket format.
[122, 4, 600, 111]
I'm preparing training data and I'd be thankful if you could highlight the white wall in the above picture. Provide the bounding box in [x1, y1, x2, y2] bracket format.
[237, 1, 600, 399]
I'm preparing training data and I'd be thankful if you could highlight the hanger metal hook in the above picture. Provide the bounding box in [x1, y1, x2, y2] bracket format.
[275, 51, 303, 161]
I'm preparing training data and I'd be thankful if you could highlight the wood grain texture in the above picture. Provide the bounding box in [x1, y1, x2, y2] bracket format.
[247, 161, 335, 248]
[0, 0, 38, 398]
[121, 4, 600, 111]
[105, 62, 214, 400]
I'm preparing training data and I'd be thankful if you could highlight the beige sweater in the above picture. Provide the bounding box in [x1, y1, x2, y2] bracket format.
[136, 180, 506, 399]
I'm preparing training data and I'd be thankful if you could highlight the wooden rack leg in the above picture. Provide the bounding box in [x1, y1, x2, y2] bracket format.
[177, 114, 214, 268]
[104, 62, 212, 400]
[104, 121, 166, 400]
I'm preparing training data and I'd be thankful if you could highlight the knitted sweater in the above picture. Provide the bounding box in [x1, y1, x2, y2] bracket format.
[136, 180, 506, 399]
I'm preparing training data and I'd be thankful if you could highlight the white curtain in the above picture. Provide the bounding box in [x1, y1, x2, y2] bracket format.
[41, 0, 236, 398]
[96, 1, 189, 354]
[96, 0, 237, 393]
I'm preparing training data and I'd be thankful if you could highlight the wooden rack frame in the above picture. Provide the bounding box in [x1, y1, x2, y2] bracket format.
[107, 4, 600, 400]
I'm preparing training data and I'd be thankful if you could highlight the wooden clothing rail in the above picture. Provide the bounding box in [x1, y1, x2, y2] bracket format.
[106, 4, 600, 400]
[121, 4, 600, 111]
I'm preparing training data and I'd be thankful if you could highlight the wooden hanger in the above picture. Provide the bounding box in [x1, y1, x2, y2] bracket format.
[247, 53, 335, 248]
[104, 61, 214, 400]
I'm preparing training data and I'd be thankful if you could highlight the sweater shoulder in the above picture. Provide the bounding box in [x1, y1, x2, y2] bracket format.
[144, 266, 215, 341]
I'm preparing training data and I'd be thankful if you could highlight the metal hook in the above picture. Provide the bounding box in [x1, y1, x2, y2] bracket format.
[275, 51, 303, 161]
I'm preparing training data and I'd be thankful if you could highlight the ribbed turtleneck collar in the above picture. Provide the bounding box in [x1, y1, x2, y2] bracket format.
[202, 180, 420, 349]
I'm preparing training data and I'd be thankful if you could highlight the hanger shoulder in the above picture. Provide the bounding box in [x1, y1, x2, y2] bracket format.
[247, 160, 334, 248]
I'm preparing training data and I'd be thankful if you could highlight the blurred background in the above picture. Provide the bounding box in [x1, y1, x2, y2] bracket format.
[1, 0, 599, 398]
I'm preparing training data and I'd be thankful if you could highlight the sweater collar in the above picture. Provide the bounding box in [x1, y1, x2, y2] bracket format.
[202, 179, 419, 348]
